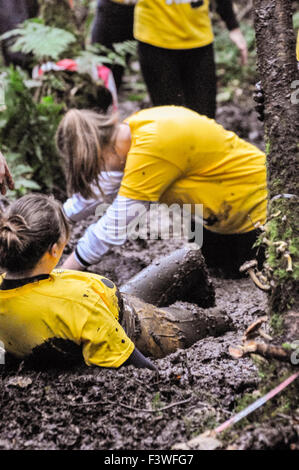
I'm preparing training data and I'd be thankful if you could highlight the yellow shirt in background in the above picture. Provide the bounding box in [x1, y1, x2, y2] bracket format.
[0, 270, 134, 368]
[120, 106, 267, 234]
[115, 0, 214, 49]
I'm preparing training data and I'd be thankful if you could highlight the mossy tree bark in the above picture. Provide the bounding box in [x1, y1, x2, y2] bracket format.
[253, 0, 298, 339]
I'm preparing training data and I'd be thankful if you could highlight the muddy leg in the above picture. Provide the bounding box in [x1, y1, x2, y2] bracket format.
[120, 246, 215, 308]
[121, 294, 233, 359]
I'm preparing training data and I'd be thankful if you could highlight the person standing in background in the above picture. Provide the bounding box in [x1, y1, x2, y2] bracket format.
[133, 0, 247, 118]
[91, 0, 136, 90]
[0, 0, 39, 68]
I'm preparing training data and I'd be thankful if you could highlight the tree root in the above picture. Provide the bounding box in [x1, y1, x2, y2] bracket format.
[229, 341, 291, 362]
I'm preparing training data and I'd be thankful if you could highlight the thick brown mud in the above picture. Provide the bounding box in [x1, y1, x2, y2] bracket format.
[0, 267, 262, 450]
[2, 228, 298, 450]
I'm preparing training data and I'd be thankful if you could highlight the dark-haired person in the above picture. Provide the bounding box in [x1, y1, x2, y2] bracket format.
[56, 106, 267, 277]
[0, 193, 156, 370]
[118, 0, 247, 118]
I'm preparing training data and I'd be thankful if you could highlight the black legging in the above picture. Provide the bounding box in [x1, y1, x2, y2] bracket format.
[191, 226, 265, 278]
[0, 0, 39, 68]
[91, 0, 135, 90]
[138, 41, 217, 119]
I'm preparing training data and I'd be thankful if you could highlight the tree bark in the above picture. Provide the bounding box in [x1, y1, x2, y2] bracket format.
[253, 0, 299, 331]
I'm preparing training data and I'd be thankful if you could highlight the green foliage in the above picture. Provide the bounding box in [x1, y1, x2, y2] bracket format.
[265, 201, 299, 285]
[0, 6, 137, 201]
[0, 67, 64, 196]
[83, 0, 98, 39]
[126, 82, 148, 103]
[293, 11, 299, 30]
[0, 19, 77, 63]
[89, 41, 137, 68]
[270, 313, 284, 335]
[0, 23, 131, 199]
[151, 392, 166, 411]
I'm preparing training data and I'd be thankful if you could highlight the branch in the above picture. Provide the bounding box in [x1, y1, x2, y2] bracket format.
[67, 397, 192, 413]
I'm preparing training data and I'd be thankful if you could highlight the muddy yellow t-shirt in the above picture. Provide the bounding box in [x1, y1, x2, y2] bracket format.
[119, 106, 267, 234]
[115, 0, 213, 49]
[0, 270, 134, 368]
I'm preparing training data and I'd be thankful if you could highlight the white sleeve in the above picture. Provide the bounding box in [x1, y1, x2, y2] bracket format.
[75, 195, 151, 267]
[63, 171, 123, 222]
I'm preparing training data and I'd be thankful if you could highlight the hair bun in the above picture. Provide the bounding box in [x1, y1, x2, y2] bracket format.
[0, 214, 28, 233]
[0, 214, 29, 255]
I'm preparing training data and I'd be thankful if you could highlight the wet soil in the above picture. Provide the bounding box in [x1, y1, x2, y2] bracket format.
[0, 255, 264, 450]
[1, 229, 298, 450]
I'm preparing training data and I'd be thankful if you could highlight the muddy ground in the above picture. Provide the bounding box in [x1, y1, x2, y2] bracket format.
[0, 72, 298, 451]
[1, 231, 298, 450]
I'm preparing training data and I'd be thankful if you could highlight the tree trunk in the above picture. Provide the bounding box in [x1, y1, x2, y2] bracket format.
[253, 0, 299, 338]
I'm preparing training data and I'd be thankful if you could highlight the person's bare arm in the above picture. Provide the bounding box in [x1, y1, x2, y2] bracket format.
[0, 151, 14, 195]
[214, 0, 248, 66]
[229, 28, 248, 66]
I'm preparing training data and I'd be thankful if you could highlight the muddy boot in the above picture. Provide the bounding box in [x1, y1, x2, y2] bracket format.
[121, 294, 233, 359]
[120, 246, 215, 308]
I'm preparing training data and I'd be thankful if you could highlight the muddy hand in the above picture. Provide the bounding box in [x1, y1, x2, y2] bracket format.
[0, 151, 14, 195]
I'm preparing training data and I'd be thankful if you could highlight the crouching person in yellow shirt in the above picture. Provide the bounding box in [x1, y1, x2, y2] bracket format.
[0, 194, 156, 371]
[57, 106, 267, 277]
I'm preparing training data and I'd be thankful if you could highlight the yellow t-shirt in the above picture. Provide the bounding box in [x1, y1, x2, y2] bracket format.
[115, 0, 214, 49]
[119, 106, 267, 234]
[0, 270, 134, 368]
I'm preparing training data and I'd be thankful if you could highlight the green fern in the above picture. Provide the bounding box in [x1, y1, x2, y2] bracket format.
[0, 68, 64, 195]
[0, 19, 76, 62]
[88, 41, 137, 68]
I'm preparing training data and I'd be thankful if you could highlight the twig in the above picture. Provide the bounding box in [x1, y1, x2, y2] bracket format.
[68, 397, 192, 413]
[115, 397, 192, 413]
[230, 341, 291, 362]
